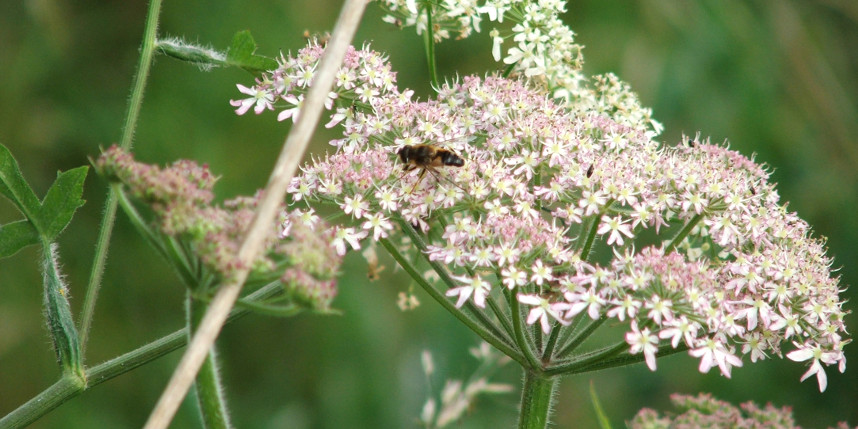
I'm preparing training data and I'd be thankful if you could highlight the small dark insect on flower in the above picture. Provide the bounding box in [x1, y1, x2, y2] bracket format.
[586, 163, 594, 178]
[397, 143, 465, 193]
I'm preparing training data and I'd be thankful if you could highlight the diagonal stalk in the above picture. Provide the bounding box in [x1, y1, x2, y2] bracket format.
[142, 2, 369, 428]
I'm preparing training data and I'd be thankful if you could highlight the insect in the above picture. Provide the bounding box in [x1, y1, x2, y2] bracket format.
[397, 143, 465, 193]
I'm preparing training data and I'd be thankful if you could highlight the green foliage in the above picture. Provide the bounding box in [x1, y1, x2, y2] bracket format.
[155, 31, 278, 75]
[0, 143, 87, 256]
[226, 31, 279, 74]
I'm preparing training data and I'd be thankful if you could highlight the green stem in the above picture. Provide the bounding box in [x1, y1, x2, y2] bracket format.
[501, 61, 516, 79]
[517, 370, 557, 429]
[664, 212, 705, 253]
[555, 317, 606, 357]
[79, 0, 163, 350]
[422, 4, 439, 90]
[540, 322, 561, 362]
[0, 283, 281, 429]
[187, 294, 232, 429]
[545, 343, 689, 377]
[378, 238, 526, 367]
[510, 289, 542, 370]
[578, 215, 600, 260]
[41, 243, 86, 383]
[397, 219, 514, 347]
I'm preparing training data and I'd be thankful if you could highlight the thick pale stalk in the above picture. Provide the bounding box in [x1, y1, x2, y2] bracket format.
[141, 1, 369, 428]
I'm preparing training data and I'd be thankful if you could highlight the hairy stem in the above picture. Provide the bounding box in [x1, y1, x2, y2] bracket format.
[187, 294, 232, 429]
[0, 283, 282, 429]
[665, 212, 705, 253]
[79, 0, 163, 350]
[517, 370, 557, 429]
[379, 238, 526, 366]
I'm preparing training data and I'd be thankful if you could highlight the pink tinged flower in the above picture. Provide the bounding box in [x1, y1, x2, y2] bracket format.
[484, 198, 509, 216]
[494, 244, 520, 266]
[606, 294, 641, 321]
[597, 215, 634, 246]
[375, 188, 400, 212]
[741, 332, 769, 363]
[361, 213, 393, 241]
[230, 84, 274, 115]
[688, 335, 743, 378]
[680, 190, 707, 214]
[530, 259, 553, 286]
[518, 294, 572, 334]
[342, 195, 369, 219]
[277, 94, 304, 122]
[501, 265, 527, 289]
[564, 287, 605, 320]
[626, 321, 659, 371]
[469, 246, 495, 268]
[644, 295, 674, 325]
[787, 343, 841, 392]
[331, 227, 368, 255]
[579, 190, 607, 216]
[658, 316, 698, 348]
[447, 275, 492, 308]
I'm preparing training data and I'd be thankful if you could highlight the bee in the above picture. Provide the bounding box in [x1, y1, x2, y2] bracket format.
[397, 144, 465, 193]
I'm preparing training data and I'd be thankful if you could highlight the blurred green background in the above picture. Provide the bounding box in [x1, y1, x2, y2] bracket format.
[1, 0, 856, 427]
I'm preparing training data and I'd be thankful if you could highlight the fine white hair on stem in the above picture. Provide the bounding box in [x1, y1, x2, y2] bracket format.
[141, 1, 370, 428]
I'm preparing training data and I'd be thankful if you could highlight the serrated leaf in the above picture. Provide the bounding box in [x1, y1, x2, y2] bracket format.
[226, 30, 278, 74]
[0, 143, 42, 218]
[38, 166, 88, 240]
[0, 220, 40, 258]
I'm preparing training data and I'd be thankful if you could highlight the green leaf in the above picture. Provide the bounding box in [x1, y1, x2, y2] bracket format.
[38, 166, 88, 240]
[226, 30, 278, 73]
[0, 220, 40, 258]
[0, 144, 88, 245]
[0, 143, 42, 218]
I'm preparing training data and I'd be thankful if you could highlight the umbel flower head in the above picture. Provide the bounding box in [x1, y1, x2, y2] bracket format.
[231, 34, 848, 390]
[94, 146, 342, 310]
[627, 392, 854, 429]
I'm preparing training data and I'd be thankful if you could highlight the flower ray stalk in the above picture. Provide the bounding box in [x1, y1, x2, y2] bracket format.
[547, 343, 690, 377]
[556, 317, 607, 357]
[379, 237, 526, 366]
[396, 217, 514, 345]
[511, 287, 543, 370]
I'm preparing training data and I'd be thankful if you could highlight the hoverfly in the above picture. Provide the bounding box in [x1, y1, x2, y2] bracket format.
[397, 143, 465, 193]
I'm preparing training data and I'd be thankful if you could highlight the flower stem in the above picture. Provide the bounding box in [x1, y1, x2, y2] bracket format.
[396, 218, 513, 345]
[541, 322, 561, 362]
[665, 212, 705, 253]
[510, 289, 542, 370]
[517, 370, 557, 429]
[378, 238, 526, 367]
[556, 316, 606, 357]
[79, 0, 163, 351]
[422, 4, 439, 90]
[187, 294, 232, 429]
[545, 343, 689, 377]
[0, 283, 282, 429]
